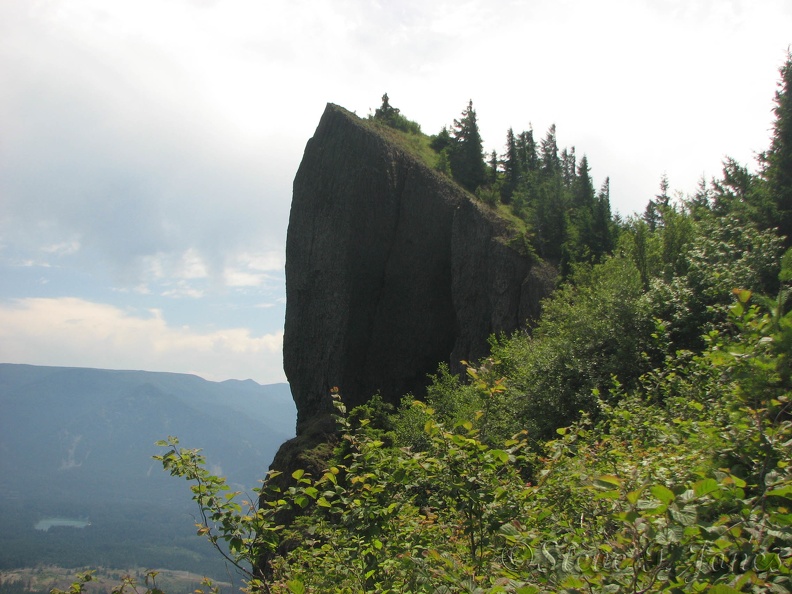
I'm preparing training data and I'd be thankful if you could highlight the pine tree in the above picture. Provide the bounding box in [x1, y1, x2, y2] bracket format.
[764, 51, 792, 245]
[712, 158, 755, 215]
[561, 147, 577, 189]
[572, 155, 595, 209]
[501, 128, 521, 203]
[517, 128, 538, 174]
[689, 175, 712, 217]
[430, 126, 452, 152]
[592, 177, 614, 258]
[540, 124, 560, 179]
[374, 93, 398, 122]
[488, 150, 499, 184]
[449, 100, 487, 193]
[644, 174, 670, 231]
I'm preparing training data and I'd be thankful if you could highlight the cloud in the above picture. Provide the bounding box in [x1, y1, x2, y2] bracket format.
[0, 0, 293, 291]
[222, 250, 285, 289]
[1, 0, 791, 383]
[41, 240, 81, 256]
[0, 297, 285, 383]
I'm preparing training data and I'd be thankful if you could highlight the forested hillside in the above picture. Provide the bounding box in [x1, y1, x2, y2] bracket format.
[0, 365, 295, 578]
[70, 54, 792, 593]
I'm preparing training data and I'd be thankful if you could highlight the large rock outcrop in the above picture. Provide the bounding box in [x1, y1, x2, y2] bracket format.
[283, 104, 555, 432]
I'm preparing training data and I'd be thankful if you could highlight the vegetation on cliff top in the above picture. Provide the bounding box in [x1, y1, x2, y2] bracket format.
[369, 92, 615, 271]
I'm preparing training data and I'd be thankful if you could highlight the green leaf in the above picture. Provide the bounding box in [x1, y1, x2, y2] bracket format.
[650, 484, 675, 504]
[725, 474, 747, 488]
[693, 478, 719, 498]
[291, 469, 305, 481]
[560, 575, 586, 588]
[490, 449, 510, 464]
[766, 484, 792, 499]
[593, 475, 621, 490]
[594, 490, 620, 500]
[732, 288, 752, 304]
[669, 505, 697, 526]
[708, 585, 742, 594]
[626, 488, 643, 505]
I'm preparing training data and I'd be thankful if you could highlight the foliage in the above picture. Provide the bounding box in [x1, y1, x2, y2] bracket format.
[487, 255, 655, 442]
[51, 571, 218, 594]
[370, 93, 422, 135]
[60, 248, 792, 594]
[129, 288, 792, 593]
[448, 100, 487, 193]
[762, 51, 792, 245]
[643, 213, 783, 352]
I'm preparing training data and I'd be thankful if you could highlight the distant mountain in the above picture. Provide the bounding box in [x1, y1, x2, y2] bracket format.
[0, 363, 296, 575]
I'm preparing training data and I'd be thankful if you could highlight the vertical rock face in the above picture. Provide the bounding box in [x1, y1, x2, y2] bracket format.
[284, 104, 554, 431]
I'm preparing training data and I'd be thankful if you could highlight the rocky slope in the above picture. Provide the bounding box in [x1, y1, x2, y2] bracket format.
[283, 104, 555, 432]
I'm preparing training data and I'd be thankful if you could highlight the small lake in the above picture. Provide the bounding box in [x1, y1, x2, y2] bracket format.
[34, 518, 91, 531]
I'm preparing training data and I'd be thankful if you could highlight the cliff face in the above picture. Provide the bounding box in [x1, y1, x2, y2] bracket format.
[283, 104, 554, 431]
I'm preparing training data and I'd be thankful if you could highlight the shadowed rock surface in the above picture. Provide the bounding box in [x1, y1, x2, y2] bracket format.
[283, 104, 555, 432]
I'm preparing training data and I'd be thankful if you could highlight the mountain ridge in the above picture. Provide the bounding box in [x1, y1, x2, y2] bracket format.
[0, 362, 296, 574]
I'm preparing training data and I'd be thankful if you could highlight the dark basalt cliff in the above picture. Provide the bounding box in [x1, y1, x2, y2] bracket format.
[283, 104, 555, 433]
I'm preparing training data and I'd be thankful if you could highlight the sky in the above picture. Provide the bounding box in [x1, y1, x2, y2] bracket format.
[1, 0, 791, 385]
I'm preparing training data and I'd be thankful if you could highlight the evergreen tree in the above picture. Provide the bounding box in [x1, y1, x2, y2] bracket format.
[517, 128, 539, 173]
[561, 146, 577, 189]
[763, 51, 792, 245]
[592, 177, 614, 257]
[572, 154, 595, 209]
[374, 93, 398, 122]
[510, 128, 539, 211]
[689, 175, 712, 217]
[531, 174, 567, 261]
[644, 174, 670, 231]
[372, 93, 421, 133]
[430, 126, 452, 152]
[449, 100, 487, 193]
[712, 157, 756, 215]
[539, 124, 560, 178]
[501, 127, 521, 203]
[709, 157, 778, 235]
[488, 149, 499, 184]
[517, 128, 539, 174]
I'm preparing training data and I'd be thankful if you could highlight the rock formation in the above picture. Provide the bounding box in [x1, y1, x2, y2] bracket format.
[283, 104, 555, 432]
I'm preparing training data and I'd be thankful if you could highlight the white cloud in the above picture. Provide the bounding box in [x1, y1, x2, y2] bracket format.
[238, 251, 285, 272]
[161, 282, 205, 299]
[41, 239, 81, 256]
[18, 260, 51, 268]
[179, 249, 209, 279]
[0, 297, 285, 383]
[1, 0, 791, 383]
[224, 269, 267, 288]
[222, 250, 284, 288]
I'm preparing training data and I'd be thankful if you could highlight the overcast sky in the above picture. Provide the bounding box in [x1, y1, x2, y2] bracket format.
[1, 0, 791, 384]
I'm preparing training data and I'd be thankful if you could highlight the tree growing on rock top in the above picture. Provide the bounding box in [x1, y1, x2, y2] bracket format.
[372, 93, 421, 134]
[374, 93, 398, 122]
[449, 100, 486, 193]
